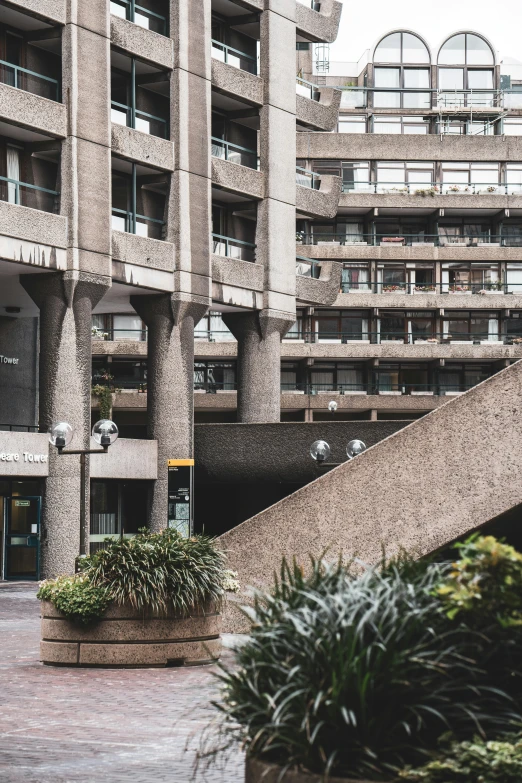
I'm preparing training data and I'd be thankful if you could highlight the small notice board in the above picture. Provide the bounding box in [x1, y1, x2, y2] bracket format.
[167, 459, 194, 537]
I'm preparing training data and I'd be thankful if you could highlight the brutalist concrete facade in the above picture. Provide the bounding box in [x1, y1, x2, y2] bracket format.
[0, 0, 342, 577]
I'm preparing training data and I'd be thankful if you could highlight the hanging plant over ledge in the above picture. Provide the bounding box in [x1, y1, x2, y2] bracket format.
[91, 384, 114, 420]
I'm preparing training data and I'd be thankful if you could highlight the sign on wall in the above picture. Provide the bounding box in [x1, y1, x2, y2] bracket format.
[167, 459, 194, 538]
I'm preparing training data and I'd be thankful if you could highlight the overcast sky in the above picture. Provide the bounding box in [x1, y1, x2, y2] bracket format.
[329, 0, 521, 64]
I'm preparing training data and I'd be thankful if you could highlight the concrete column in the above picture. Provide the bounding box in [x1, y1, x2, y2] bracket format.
[131, 294, 208, 530]
[61, 0, 111, 277]
[21, 272, 110, 578]
[223, 311, 294, 423]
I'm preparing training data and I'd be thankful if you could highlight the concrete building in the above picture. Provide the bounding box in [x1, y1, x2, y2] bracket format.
[1, 6, 522, 583]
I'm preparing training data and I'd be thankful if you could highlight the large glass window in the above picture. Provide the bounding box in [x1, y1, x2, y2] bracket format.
[373, 116, 429, 134]
[342, 263, 371, 291]
[195, 312, 234, 342]
[379, 312, 435, 343]
[438, 34, 494, 107]
[506, 164, 522, 194]
[314, 310, 370, 342]
[374, 31, 430, 64]
[504, 118, 522, 135]
[442, 263, 500, 292]
[111, 159, 166, 239]
[309, 362, 366, 392]
[376, 161, 434, 193]
[440, 162, 499, 194]
[338, 116, 366, 133]
[443, 312, 499, 341]
[90, 480, 149, 554]
[194, 362, 236, 391]
[374, 66, 430, 109]
[111, 54, 169, 138]
[439, 33, 494, 66]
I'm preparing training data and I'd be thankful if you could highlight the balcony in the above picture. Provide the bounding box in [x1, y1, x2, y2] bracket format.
[338, 87, 522, 113]
[0, 60, 59, 102]
[211, 138, 258, 170]
[296, 166, 320, 189]
[296, 258, 342, 306]
[296, 77, 342, 132]
[111, 208, 164, 240]
[111, 101, 168, 139]
[296, 0, 343, 44]
[300, 233, 522, 248]
[212, 233, 256, 262]
[211, 40, 257, 76]
[0, 176, 59, 214]
[296, 256, 320, 278]
[110, 0, 168, 36]
[296, 168, 342, 218]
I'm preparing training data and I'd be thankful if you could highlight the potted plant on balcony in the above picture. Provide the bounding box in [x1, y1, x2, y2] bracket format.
[38, 529, 238, 668]
[449, 285, 472, 295]
[206, 536, 522, 782]
[414, 285, 436, 294]
[381, 236, 405, 245]
[382, 284, 406, 293]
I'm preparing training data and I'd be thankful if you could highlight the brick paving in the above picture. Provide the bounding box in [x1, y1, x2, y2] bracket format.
[0, 584, 245, 783]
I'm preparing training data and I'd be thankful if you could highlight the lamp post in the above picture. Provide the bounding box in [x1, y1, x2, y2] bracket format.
[48, 420, 119, 558]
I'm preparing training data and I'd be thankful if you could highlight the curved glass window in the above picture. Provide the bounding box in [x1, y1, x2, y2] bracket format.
[438, 33, 494, 65]
[374, 31, 430, 64]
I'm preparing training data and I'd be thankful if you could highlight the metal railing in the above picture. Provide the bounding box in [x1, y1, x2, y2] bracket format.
[339, 280, 522, 295]
[296, 256, 321, 278]
[0, 424, 40, 432]
[110, 0, 168, 35]
[340, 182, 522, 196]
[297, 0, 321, 8]
[111, 100, 168, 138]
[211, 40, 258, 75]
[300, 233, 521, 247]
[305, 331, 508, 344]
[338, 86, 522, 111]
[111, 208, 165, 240]
[92, 328, 148, 341]
[0, 59, 60, 102]
[281, 381, 484, 395]
[211, 137, 259, 170]
[0, 176, 59, 213]
[296, 77, 319, 101]
[296, 166, 321, 189]
[212, 233, 256, 262]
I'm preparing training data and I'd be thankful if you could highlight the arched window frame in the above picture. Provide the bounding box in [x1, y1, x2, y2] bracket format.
[437, 32, 497, 108]
[372, 31, 432, 111]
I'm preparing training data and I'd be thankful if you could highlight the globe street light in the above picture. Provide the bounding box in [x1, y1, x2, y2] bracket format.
[347, 439, 367, 459]
[328, 400, 338, 414]
[310, 439, 331, 464]
[49, 420, 119, 558]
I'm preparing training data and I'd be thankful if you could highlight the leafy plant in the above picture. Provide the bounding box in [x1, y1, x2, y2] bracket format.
[399, 735, 522, 782]
[436, 534, 522, 627]
[91, 384, 113, 419]
[37, 574, 110, 625]
[38, 530, 227, 623]
[212, 556, 519, 781]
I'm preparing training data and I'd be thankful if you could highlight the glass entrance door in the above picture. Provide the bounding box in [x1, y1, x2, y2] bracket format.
[4, 497, 41, 580]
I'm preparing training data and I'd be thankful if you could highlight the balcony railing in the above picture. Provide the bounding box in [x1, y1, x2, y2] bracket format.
[111, 100, 168, 138]
[300, 233, 520, 247]
[110, 0, 168, 35]
[305, 331, 510, 345]
[111, 208, 165, 240]
[297, 0, 321, 8]
[212, 233, 256, 262]
[282, 381, 483, 395]
[340, 182, 522, 195]
[211, 137, 259, 170]
[296, 166, 321, 189]
[296, 256, 320, 278]
[338, 87, 522, 112]
[339, 280, 522, 295]
[0, 424, 40, 432]
[296, 77, 319, 101]
[0, 176, 59, 213]
[211, 40, 258, 75]
[92, 328, 147, 341]
[0, 59, 60, 102]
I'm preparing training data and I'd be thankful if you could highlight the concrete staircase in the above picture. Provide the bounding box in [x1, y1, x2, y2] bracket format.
[219, 360, 522, 631]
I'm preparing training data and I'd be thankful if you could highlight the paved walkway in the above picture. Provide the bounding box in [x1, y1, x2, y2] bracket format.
[0, 584, 245, 782]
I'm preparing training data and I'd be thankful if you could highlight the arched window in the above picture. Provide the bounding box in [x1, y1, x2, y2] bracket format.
[374, 31, 430, 64]
[373, 32, 431, 109]
[438, 33, 495, 108]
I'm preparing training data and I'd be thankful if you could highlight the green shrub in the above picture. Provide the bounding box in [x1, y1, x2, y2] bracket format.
[37, 575, 110, 625]
[399, 735, 522, 782]
[214, 556, 519, 781]
[38, 529, 227, 623]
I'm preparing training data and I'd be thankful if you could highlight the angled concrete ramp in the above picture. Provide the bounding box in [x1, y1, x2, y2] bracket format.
[219, 361, 522, 630]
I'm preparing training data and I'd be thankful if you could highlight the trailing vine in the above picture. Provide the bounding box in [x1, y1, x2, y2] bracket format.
[91, 384, 113, 420]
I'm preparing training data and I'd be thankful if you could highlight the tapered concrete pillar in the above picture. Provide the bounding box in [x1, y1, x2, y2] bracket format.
[21, 272, 110, 577]
[223, 311, 294, 423]
[131, 294, 208, 530]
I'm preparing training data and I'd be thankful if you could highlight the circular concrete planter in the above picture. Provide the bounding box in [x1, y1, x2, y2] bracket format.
[245, 757, 387, 783]
[40, 600, 221, 668]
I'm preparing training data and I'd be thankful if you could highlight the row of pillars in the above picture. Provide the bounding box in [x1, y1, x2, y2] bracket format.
[21, 271, 292, 577]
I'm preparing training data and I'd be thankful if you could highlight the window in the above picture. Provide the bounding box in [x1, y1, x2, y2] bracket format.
[90, 480, 149, 554]
[311, 222, 365, 244]
[92, 313, 147, 341]
[110, 0, 168, 36]
[442, 263, 500, 292]
[505, 311, 522, 339]
[375, 363, 429, 393]
[438, 34, 495, 107]
[443, 312, 499, 341]
[506, 164, 522, 194]
[111, 159, 166, 239]
[438, 33, 494, 66]
[374, 31, 430, 64]
[374, 66, 430, 109]
[338, 116, 366, 133]
[195, 312, 234, 342]
[438, 364, 492, 392]
[376, 161, 434, 192]
[0, 141, 59, 214]
[194, 362, 236, 391]
[440, 162, 499, 194]
[111, 55, 169, 138]
[438, 222, 494, 246]
[373, 115, 429, 134]
[281, 362, 298, 390]
[504, 118, 522, 135]
[342, 263, 371, 291]
[379, 312, 435, 343]
[309, 362, 366, 392]
[314, 310, 370, 342]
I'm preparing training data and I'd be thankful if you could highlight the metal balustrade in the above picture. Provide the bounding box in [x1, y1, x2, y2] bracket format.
[110, 0, 168, 35]
[296, 77, 319, 101]
[111, 100, 168, 139]
[211, 40, 258, 75]
[0, 176, 59, 213]
[212, 233, 256, 262]
[300, 233, 522, 247]
[339, 182, 522, 195]
[0, 59, 60, 101]
[281, 382, 482, 395]
[296, 166, 321, 189]
[338, 86, 522, 112]
[211, 137, 259, 170]
[301, 331, 516, 345]
[111, 208, 165, 240]
[296, 256, 321, 278]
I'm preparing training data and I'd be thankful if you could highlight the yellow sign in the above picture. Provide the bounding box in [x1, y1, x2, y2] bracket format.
[167, 459, 194, 467]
